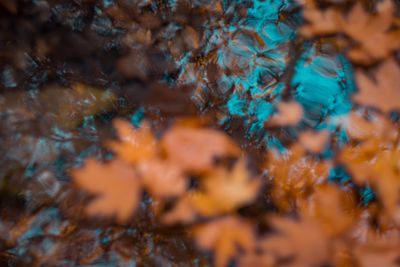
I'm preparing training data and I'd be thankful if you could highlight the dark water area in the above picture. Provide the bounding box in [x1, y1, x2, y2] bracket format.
[0, 1, 358, 266]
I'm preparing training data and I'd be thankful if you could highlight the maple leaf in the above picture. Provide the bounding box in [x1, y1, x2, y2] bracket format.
[161, 126, 240, 172]
[332, 111, 396, 141]
[354, 59, 400, 113]
[262, 215, 330, 267]
[300, 0, 343, 37]
[162, 160, 261, 223]
[299, 185, 359, 236]
[300, 0, 400, 63]
[340, 139, 400, 218]
[340, 0, 399, 63]
[266, 101, 304, 127]
[266, 145, 332, 211]
[193, 217, 255, 267]
[298, 130, 330, 153]
[107, 119, 158, 164]
[137, 160, 187, 199]
[191, 159, 261, 216]
[71, 158, 141, 222]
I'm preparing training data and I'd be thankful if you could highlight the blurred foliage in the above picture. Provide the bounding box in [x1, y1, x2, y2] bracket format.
[0, 0, 400, 266]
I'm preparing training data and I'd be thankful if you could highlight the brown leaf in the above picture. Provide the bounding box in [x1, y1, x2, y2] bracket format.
[298, 130, 330, 153]
[266, 145, 331, 211]
[71, 158, 141, 222]
[163, 160, 261, 223]
[193, 217, 255, 267]
[300, 0, 343, 37]
[262, 215, 330, 267]
[354, 59, 400, 113]
[190, 159, 261, 216]
[341, 0, 398, 62]
[107, 119, 158, 164]
[161, 126, 240, 172]
[300, 0, 400, 63]
[299, 185, 359, 236]
[340, 139, 400, 217]
[138, 160, 188, 199]
[266, 101, 304, 127]
[333, 111, 396, 141]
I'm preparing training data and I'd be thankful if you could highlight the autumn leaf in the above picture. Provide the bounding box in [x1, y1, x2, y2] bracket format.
[340, 138, 400, 218]
[298, 130, 330, 153]
[266, 101, 304, 127]
[161, 126, 240, 172]
[71, 158, 141, 222]
[332, 111, 396, 141]
[191, 159, 261, 216]
[341, 0, 399, 63]
[299, 185, 359, 236]
[193, 217, 255, 267]
[300, 0, 343, 37]
[354, 59, 400, 113]
[300, 0, 400, 63]
[262, 215, 330, 267]
[163, 160, 260, 223]
[266, 145, 331, 211]
[137, 160, 187, 199]
[107, 119, 158, 164]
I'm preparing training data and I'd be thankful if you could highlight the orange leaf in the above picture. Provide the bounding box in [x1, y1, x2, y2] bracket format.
[138, 160, 187, 199]
[161, 126, 240, 172]
[191, 159, 261, 216]
[163, 160, 261, 223]
[107, 119, 158, 164]
[266, 101, 304, 127]
[193, 217, 255, 267]
[262, 215, 330, 267]
[354, 59, 400, 113]
[298, 130, 330, 153]
[71, 158, 141, 222]
[340, 139, 400, 217]
[300, 0, 343, 37]
[266, 145, 331, 211]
